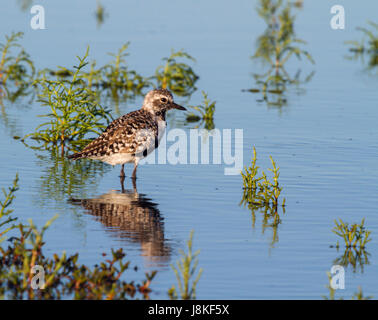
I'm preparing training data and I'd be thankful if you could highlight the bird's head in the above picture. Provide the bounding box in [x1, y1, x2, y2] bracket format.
[142, 89, 186, 115]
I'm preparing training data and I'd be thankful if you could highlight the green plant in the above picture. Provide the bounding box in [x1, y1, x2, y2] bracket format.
[0, 32, 35, 98]
[332, 218, 371, 249]
[95, 1, 107, 27]
[24, 48, 113, 154]
[101, 43, 150, 96]
[240, 147, 286, 246]
[186, 91, 215, 130]
[168, 230, 203, 300]
[33, 149, 110, 205]
[352, 287, 373, 300]
[0, 174, 19, 243]
[246, 0, 314, 108]
[241, 147, 285, 209]
[323, 273, 372, 300]
[332, 247, 370, 273]
[0, 176, 156, 300]
[254, 0, 314, 69]
[345, 21, 378, 70]
[155, 49, 199, 97]
[322, 272, 338, 300]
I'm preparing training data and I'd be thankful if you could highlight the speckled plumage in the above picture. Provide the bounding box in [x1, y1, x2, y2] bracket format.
[68, 89, 186, 179]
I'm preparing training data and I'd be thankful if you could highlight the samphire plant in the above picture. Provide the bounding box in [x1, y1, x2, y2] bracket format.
[155, 49, 199, 97]
[345, 21, 378, 70]
[0, 175, 156, 300]
[186, 91, 216, 130]
[168, 230, 203, 300]
[0, 32, 35, 98]
[0, 174, 19, 243]
[253, 0, 314, 70]
[24, 48, 113, 154]
[100, 42, 151, 95]
[240, 147, 286, 246]
[241, 147, 285, 209]
[246, 0, 314, 108]
[332, 218, 371, 249]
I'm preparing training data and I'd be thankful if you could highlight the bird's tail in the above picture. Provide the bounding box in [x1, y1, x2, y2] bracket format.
[67, 151, 87, 160]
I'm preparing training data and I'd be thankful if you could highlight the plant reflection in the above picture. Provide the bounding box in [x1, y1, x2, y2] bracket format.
[345, 21, 378, 72]
[332, 247, 370, 274]
[240, 148, 286, 247]
[69, 179, 171, 266]
[34, 149, 110, 205]
[95, 1, 107, 28]
[245, 0, 314, 108]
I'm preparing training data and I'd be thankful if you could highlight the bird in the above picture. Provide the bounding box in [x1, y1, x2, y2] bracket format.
[67, 89, 186, 181]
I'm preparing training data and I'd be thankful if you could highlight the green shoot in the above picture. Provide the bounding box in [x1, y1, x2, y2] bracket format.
[168, 230, 203, 300]
[155, 49, 199, 97]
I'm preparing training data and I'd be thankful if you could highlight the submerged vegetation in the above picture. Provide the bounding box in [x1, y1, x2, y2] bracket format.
[345, 21, 378, 71]
[331, 218, 372, 273]
[99, 43, 151, 100]
[323, 273, 372, 300]
[332, 218, 371, 249]
[168, 230, 203, 300]
[240, 147, 285, 246]
[0, 32, 35, 100]
[155, 49, 199, 97]
[0, 174, 19, 243]
[24, 48, 113, 154]
[95, 1, 107, 28]
[186, 91, 216, 130]
[0, 175, 156, 300]
[246, 0, 314, 107]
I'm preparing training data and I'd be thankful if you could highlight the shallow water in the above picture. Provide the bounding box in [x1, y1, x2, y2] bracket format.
[0, 0, 378, 299]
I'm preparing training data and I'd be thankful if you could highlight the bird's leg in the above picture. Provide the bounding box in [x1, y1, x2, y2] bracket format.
[120, 164, 125, 178]
[120, 164, 126, 193]
[131, 176, 137, 193]
[132, 161, 138, 180]
[120, 174, 125, 193]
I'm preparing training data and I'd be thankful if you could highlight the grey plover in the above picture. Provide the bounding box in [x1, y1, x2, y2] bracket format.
[67, 89, 186, 179]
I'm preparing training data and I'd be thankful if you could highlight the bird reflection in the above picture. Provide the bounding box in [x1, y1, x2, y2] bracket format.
[69, 178, 171, 266]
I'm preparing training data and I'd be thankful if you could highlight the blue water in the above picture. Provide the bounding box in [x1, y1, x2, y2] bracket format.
[0, 0, 377, 299]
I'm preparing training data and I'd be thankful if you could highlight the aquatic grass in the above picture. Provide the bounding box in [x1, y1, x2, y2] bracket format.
[323, 273, 372, 300]
[24, 48, 113, 154]
[241, 147, 286, 209]
[240, 147, 285, 246]
[95, 1, 107, 28]
[352, 287, 373, 300]
[34, 149, 110, 205]
[0, 32, 35, 99]
[246, 0, 314, 107]
[331, 218, 372, 273]
[100, 43, 151, 97]
[186, 91, 215, 130]
[0, 174, 19, 243]
[345, 21, 378, 70]
[155, 49, 199, 97]
[168, 230, 203, 300]
[0, 176, 156, 300]
[332, 218, 371, 249]
[254, 0, 314, 69]
[332, 247, 370, 274]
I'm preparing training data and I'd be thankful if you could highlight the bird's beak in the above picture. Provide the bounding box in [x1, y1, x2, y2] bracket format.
[171, 102, 186, 111]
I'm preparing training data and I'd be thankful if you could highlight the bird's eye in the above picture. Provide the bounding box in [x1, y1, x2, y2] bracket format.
[161, 97, 167, 103]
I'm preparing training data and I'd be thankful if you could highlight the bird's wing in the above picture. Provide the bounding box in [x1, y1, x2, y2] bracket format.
[76, 110, 158, 159]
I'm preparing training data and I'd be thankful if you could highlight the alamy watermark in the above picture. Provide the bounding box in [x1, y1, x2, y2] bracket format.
[329, 265, 345, 290]
[31, 265, 45, 289]
[30, 5, 46, 30]
[137, 128, 243, 176]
